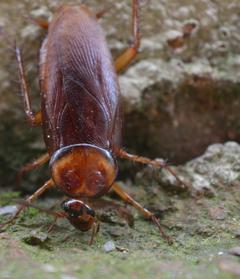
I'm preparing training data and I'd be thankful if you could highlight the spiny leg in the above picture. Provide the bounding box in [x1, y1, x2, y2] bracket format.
[16, 153, 50, 187]
[16, 46, 42, 126]
[0, 179, 55, 229]
[112, 183, 172, 243]
[117, 149, 191, 191]
[114, 0, 140, 73]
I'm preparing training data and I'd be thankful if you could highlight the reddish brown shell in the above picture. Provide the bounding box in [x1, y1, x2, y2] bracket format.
[39, 5, 122, 155]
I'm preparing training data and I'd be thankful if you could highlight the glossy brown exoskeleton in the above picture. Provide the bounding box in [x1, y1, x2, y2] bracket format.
[2, 0, 190, 244]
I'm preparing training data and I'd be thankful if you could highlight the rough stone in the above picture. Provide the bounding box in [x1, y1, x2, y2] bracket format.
[137, 142, 240, 195]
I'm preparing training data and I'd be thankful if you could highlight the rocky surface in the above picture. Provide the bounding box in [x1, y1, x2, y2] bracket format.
[136, 141, 240, 196]
[0, 0, 240, 189]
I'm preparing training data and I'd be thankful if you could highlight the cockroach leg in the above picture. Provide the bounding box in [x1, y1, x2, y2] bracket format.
[32, 18, 49, 29]
[23, 179, 54, 207]
[117, 149, 191, 191]
[116, 206, 134, 227]
[95, 5, 113, 19]
[47, 217, 57, 233]
[89, 221, 100, 246]
[0, 179, 55, 229]
[16, 153, 50, 187]
[16, 46, 42, 126]
[47, 214, 64, 234]
[150, 215, 173, 244]
[111, 183, 172, 243]
[25, 15, 49, 29]
[114, 0, 140, 73]
[14, 199, 66, 233]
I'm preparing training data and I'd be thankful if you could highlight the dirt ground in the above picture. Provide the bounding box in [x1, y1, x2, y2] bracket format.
[1, 172, 240, 279]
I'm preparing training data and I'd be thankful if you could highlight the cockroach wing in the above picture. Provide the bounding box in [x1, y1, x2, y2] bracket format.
[40, 6, 122, 155]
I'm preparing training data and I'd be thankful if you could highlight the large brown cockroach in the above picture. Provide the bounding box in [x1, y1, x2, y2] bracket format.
[2, 0, 189, 244]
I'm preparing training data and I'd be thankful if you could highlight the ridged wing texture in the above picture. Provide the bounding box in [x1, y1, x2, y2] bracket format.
[40, 6, 122, 155]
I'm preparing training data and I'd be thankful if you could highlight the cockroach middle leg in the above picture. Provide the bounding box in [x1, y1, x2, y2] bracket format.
[117, 149, 191, 191]
[16, 153, 50, 187]
[16, 46, 42, 126]
[114, 0, 140, 73]
[112, 183, 172, 243]
[27, 16, 49, 29]
[0, 179, 55, 229]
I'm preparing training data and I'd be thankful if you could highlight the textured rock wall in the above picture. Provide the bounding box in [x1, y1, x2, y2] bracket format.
[0, 0, 239, 188]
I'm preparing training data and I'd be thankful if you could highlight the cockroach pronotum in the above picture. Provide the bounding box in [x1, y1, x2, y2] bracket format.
[1, 0, 190, 244]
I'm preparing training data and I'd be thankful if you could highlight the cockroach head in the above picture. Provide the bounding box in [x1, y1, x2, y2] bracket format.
[50, 144, 117, 198]
[61, 199, 95, 218]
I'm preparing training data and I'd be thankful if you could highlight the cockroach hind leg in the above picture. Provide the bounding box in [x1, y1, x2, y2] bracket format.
[16, 45, 42, 127]
[114, 0, 140, 73]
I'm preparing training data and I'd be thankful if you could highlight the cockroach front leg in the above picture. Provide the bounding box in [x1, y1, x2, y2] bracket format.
[16, 153, 50, 187]
[0, 179, 55, 229]
[117, 149, 191, 191]
[89, 221, 100, 246]
[112, 183, 172, 244]
[114, 0, 140, 73]
[47, 212, 66, 234]
[16, 47, 42, 126]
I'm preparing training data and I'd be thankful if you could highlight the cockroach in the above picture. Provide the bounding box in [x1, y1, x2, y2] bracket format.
[12, 197, 134, 245]
[1, 0, 189, 244]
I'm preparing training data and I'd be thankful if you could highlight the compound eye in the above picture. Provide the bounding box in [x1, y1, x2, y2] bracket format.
[85, 206, 95, 217]
[61, 200, 70, 211]
[61, 199, 84, 217]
